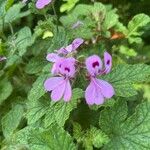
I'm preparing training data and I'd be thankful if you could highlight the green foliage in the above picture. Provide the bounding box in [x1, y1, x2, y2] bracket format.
[126, 14, 150, 43]
[0, 0, 150, 149]
[73, 123, 109, 150]
[29, 125, 77, 150]
[0, 2, 30, 31]
[16, 27, 33, 56]
[2, 104, 24, 138]
[28, 74, 49, 102]
[102, 64, 150, 97]
[100, 100, 150, 149]
[0, 78, 13, 105]
[27, 88, 83, 126]
[60, 0, 79, 13]
[44, 88, 83, 127]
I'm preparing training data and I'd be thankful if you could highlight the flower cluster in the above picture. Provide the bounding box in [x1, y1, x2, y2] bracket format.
[44, 38, 115, 105]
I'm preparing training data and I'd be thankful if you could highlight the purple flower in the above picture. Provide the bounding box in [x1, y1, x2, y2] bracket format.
[57, 38, 84, 55]
[46, 53, 64, 75]
[44, 57, 76, 102]
[36, 0, 52, 9]
[0, 56, 6, 62]
[85, 52, 115, 105]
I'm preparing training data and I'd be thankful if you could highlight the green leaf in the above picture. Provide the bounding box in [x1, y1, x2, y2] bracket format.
[47, 27, 68, 53]
[5, 0, 14, 11]
[102, 9, 119, 30]
[99, 99, 128, 134]
[28, 74, 49, 102]
[73, 123, 109, 150]
[126, 14, 150, 43]
[2, 104, 24, 138]
[16, 27, 33, 56]
[44, 88, 83, 127]
[60, 0, 79, 12]
[100, 100, 150, 150]
[102, 64, 150, 97]
[0, 78, 13, 105]
[119, 45, 137, 57]
[29, 124, 77, 150]
[25, 57, 46, 75]
[26, 96, 49, 125]
[4, 54, 21, 68]
[4, 2, 30, 24]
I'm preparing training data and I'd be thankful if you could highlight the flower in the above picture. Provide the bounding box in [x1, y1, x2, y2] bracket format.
[36, 0, 52, 9]
[44, 57, 76, 102]
[57, 38, 84, 55]
[85, 52, 115, 105]
[46, 38, 83, 73]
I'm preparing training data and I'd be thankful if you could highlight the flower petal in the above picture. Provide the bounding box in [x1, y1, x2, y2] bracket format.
[36, 0, 52, 9]
[65, 44, 73, 53]
[72, 38, 84, 50]
[57, 47, 68, 55]
[94, 85, 104, 105]
[46, 53, 60, 62]
[95, 79, 115, 98]
[85, 81, 95, 105]
[63, 80, 72, 101]
[104, 52, 112, 74]
[51, 80, 66, 102]
[44, 77, 64, 91]
[86, 55, 103, 76]
[59, 57, 76, 77]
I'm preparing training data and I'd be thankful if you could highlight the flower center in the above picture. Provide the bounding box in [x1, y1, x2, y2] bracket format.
[65, 67, 70, 72]
[107, 60, 110, 65]
[92, 61, 99, 68]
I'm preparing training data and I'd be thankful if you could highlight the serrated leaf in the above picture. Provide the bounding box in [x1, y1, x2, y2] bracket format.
[47, 27, 68, 53]
[100, 100, 150, 150]
[28, 74, 49, 101]
[25, 57, 46, 75]
[99, 99, 128, 134]
[26, 97, 49, 125]
[16, 27, 33, 56]
[4, 2, 30, 24]
[29, 124, 77, 150]
[0, 78, 13, 105]
[73, 123, 109, 150]
[126, 14, 150, 43]
[4, 54, 21, 68]
[102, 9, 118, 30]
[102, 64, 150, 97]
[2, 104, 24, 138]
[44, 88, 83, 127]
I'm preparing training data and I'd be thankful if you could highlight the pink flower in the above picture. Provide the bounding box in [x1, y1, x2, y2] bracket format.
[36, 0, 52, 9]
[44, 57, 76, 102]
[85, 52, 115, 105]
[57, 38, 84, 55]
